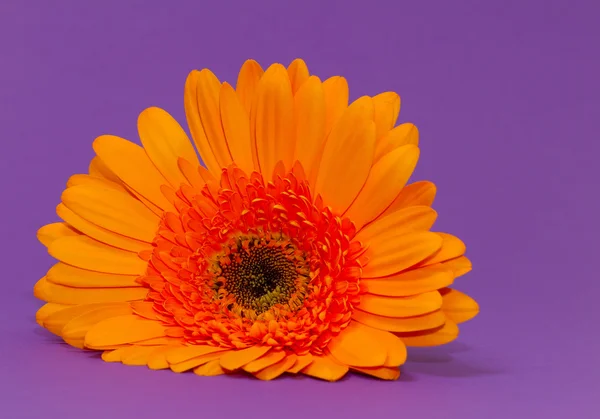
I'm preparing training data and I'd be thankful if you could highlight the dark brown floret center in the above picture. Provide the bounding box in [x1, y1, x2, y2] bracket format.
[221, 245, 297, 311]
[211, 235, 310, 317]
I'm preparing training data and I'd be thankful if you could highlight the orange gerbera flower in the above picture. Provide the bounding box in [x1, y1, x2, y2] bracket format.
[34, 59, 479, 381]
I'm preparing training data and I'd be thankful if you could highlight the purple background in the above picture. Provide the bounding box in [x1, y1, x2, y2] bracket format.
[1, 0, 598, 417]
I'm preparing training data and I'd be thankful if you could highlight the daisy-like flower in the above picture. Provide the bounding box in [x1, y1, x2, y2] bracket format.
[35, 59, 479, 381]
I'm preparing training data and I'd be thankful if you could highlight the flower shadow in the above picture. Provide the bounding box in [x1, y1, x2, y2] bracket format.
[33, 327, 64, 344]
[402, 342, 507, 378]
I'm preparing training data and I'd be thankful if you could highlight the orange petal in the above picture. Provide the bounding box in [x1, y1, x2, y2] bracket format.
[194, 359, 227, 376]
[352, 366, 401, 380]
[47, 262, 141, 288]
[195, 69, 233, 169]
[372, 92, 401, 142]
[361, 264, 453, 296]
[56, 204, 151, 253]
[314, 108, 375, 213]
[345, 145, 420, 229]
[359, 291, 442, 317]
[397, 319, 459, 347]
[357, 206, 437, 244]
[340, 321, 406, 367]
[361, 231, 443, 278]
[36, 303, 71, 327]
[184, 70, 221, 177]
[43, 302, 126, 336]
[374, 123, 418, 163]
[166, 345, 228, 365]
[61, 184, 159, 243]
[419, 233, 466, 266]
[61, 304, 135, 341]
[48, 235, 147, 275]
[219, 346, 270, 371]
[62, 338, 85, 349]
[327, 321, 388, 367]
[66, 173, 127, 194]
[219, 82, 254, 174]
[252, 63, 294, 179]
[34, 277, 147, 305]
[148, 345, 183, 370]
[441, 256, 472, 278]
[131, 336, 181, 346]
[236, 59, 264, 115]
[322, 76, 349, 135]
[170, 352, 225, 373]
[128, 189, 164, 217]
[381, 335, 408, 367]
[121, 346, 164, 366]
[293, 76, 326, 183]
[129, 301, 158, 320]
[177, 157, 207, 190]
[381, 181, 437, 218]
[102, 347, 131, 363]
[352, 309, 446, 333]
[254, 354, 297, 380]
[288, 354, 313, 373]
[85, 315, 166, 348]
[37, 223, 78, 248]
[104, 345, 138, 363]
[137, 107, 199, 187]
[243, 350, 286, 373]
[88, 156, 121, 184]
[92, 135, 174, 211]
[440, 288, 479, 324]
[287, 58, 310, 93]
[301, 354, 348, 382]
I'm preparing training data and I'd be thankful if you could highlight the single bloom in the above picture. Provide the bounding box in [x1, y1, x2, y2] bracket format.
[34, 59, 479, 381]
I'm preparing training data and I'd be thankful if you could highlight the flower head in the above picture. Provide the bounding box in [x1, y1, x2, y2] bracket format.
[35, 59, 479, 381]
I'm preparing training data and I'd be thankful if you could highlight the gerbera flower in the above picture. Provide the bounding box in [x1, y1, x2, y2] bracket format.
[34, 59, 479, 381]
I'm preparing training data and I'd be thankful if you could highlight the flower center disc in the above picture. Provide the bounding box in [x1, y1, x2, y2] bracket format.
[211, 234, 310, 320]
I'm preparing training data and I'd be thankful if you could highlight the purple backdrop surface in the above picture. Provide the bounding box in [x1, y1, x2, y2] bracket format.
[1, 0, 598, 418]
